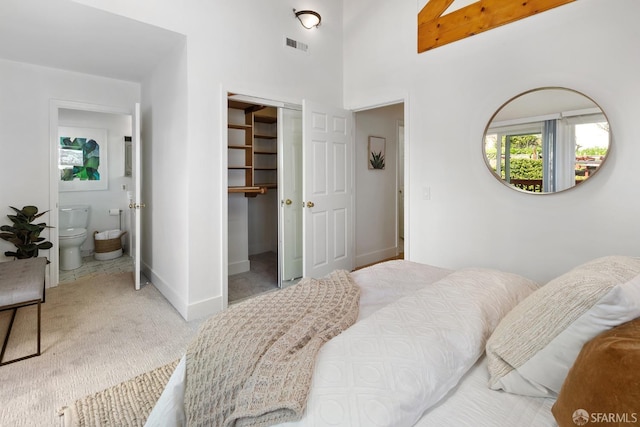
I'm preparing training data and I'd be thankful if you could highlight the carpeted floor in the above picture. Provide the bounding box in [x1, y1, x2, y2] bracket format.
[228, 252, 279, 303]
[0, 271, 202, 427]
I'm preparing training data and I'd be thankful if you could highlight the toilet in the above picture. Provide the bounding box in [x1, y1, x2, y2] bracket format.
[59, 205, 90, 271]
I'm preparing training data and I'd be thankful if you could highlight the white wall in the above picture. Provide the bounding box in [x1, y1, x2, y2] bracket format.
[355, 103, 403, 267]
[72, 0, 344, 319]
[183, 1, 343, 319]
[139, 40, 190, 316]
[248, 193, 278, 256]
[344, 0, 640, 284]
[0, 59, 140, 268]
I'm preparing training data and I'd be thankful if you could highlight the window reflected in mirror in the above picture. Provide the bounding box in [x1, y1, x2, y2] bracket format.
[483, 88, 610, 194]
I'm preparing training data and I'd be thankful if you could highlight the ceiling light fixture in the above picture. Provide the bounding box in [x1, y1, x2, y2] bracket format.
[294, 9, 321, 29]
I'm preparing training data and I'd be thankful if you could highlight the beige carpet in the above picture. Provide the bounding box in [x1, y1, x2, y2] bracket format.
[228, 252, 279, 303]
[0, 272, 202, 427]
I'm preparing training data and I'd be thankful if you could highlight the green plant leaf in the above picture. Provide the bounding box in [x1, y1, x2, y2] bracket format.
[1, 204, 52, 259]
[21, 206, 38, 217]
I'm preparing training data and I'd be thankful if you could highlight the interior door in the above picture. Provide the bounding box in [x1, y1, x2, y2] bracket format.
[398, 122, 405, 241]
[302, 100, 354, 278]
[279, 108, 303, 285]
[130, 103, 143, 290]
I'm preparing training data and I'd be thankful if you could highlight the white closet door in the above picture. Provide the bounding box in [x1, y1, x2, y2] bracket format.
[302, 100, 354, 278]
[279, 108, 303, 283]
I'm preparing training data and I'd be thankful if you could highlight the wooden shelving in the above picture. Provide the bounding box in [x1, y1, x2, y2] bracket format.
[228, 123, 252, 130]
[227, 99, 277, 197]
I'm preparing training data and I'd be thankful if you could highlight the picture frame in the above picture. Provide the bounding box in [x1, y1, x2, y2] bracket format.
[368, 136, 386, 170]
[58, 126, 109, 191]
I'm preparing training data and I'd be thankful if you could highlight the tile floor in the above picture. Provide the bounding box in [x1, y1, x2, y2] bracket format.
[59, 254, 134, 284]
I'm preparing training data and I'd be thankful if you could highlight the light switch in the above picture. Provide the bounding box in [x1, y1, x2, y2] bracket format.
[423, 186, 431, 200]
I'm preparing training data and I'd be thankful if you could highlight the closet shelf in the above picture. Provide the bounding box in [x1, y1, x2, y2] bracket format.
[254, 111, 277, 124]
[227, 100, 277, 197]
[228, 123, 252, 130]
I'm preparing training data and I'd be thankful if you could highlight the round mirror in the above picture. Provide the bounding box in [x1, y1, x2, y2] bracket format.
[483, 88, 611, 194]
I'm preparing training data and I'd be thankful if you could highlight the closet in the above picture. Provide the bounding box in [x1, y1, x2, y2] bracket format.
[228, 94, 354, 301]
[227, 98, 281, 302]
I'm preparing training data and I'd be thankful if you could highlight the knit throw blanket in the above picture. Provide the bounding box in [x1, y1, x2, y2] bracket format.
[184, 270, 360, 427]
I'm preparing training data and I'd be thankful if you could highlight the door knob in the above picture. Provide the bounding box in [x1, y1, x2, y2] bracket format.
[285, 199, 292, 205]
[306, 201, 315, 208]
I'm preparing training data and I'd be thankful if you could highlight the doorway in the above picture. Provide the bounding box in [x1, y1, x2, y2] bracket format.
[226, 95, 303, 303]
[50, 101, 136, 287]
[354, 102, 405, 268]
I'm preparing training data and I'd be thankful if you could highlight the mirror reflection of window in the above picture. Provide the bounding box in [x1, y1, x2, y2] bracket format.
[484, 88, 610, 194]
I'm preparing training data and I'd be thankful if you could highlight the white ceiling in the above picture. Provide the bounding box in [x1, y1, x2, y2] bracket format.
[0, 0, 185, 82]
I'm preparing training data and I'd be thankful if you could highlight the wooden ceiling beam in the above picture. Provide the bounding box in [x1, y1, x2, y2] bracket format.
[418, 0, 576, 53]
[419, 0, 456, 22]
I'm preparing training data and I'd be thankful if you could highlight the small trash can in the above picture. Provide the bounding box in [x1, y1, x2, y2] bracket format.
[94, 229, 127, 261]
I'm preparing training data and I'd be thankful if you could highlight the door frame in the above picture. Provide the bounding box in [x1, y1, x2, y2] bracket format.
[397, 119, 405, 252]
[49, 100, 132, 288]
[351, 97, 410, 262]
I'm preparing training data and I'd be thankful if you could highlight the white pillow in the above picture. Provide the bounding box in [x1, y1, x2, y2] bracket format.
[486, 255, 640, 397]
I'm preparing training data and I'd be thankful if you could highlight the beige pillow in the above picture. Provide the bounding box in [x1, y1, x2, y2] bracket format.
[486, 255, 640, 397]
[552, 317, 640, 427]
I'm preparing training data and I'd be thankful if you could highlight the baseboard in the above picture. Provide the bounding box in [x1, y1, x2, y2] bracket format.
[186, 295, 224, 321]
[143, 261, 224, 322]
[228, 260, 250, 276]
[355, 247, 400, 269]
[141, 262, 188, 319]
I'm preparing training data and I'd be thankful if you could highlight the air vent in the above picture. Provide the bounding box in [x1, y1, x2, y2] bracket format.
[285, 37, 308, 52]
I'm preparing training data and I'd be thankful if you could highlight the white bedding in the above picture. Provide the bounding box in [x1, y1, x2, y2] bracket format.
[417, 357, 556, 427]
[147, 260, 553, 427]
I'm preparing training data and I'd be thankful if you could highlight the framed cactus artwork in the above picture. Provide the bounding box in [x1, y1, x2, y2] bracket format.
[58, 126, 109, 191]
[368, 136, 386, 170]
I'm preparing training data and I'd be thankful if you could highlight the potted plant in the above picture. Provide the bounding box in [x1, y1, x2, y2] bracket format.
[0, 205, 53, 260]
[370, 151, 385, 170]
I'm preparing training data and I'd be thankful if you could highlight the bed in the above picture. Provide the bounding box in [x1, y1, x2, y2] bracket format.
[63, 256, 640, 427]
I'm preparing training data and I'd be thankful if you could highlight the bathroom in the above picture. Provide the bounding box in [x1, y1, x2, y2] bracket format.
[57, 108, 134, 283]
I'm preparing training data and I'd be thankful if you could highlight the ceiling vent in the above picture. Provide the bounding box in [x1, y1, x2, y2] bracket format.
[285, 37, 308, 53]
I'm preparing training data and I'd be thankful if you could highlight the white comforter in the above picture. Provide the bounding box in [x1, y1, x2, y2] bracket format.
[146, 260, 539, 427]
[416, 357, 556, 427]
[277, 263, 538, 427]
